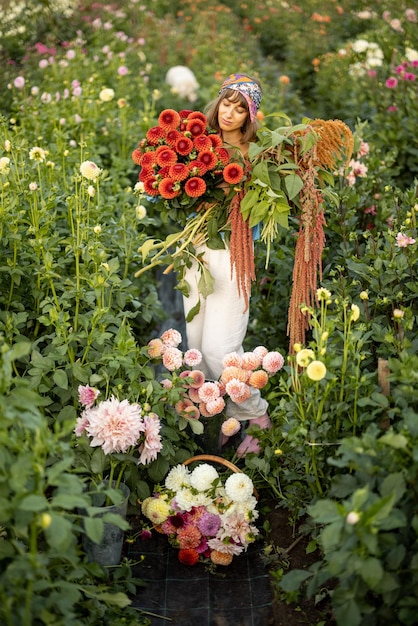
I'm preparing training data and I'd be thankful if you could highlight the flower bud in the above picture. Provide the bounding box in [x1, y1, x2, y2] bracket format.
[346, 511, 360, 525]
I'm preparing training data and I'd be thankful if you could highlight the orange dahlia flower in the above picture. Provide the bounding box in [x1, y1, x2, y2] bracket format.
[158, 108, 181, 130]
[223, 163, 244, 184]
[185, 177, 206, 198]
[248, 369, 269, 389]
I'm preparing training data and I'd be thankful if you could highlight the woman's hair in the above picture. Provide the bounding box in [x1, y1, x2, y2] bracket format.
[204, 80, 261, 144]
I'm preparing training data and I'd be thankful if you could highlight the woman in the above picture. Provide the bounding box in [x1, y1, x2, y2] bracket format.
[182, 73, 271, 457]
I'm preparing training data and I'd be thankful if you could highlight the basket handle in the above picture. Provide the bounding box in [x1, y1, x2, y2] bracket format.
[184, 454, 241, 473]
[183, 454, 258, 498]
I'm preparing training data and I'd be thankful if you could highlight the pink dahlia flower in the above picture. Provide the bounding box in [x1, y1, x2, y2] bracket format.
[262, 351, 285, 374]
[183, 348, 203, 367]
[225, 380, 251, 404]
[161, 328, 182, 347]
[138, 413, 162, 464]
[162, 346, 183, 371]
[84, 396, 144, 454]
[78, 384, 100, 408]
[198, 381, 220, 403]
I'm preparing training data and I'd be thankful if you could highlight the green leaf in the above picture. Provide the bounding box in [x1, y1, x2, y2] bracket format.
[186, 418, 204, 435]
[279, 569, 312, 592]
[360, 557, 384, 589]
[138, 238, 157, 261]
[185, 299, 201, 323]
[84, 516, 104, 543]
[19, 494, 49, 512]
[308, 499, 340, 523]
[198, 266, 215, 298]
[380, 472, 405, 503]
[53, 369, 68, 390]
[284, 173, 303, 200]
[44, 514, 73, 549]
[379, 432, 408, 449]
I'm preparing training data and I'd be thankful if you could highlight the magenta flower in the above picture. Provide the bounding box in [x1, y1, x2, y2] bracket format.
[385, 77, 398, 88]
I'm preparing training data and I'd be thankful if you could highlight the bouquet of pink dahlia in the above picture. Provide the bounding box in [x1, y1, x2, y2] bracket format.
[132, 108, 245, 224]
[146, 329, 285, 444]
[141, 461, 259, 566]
[146, 327, 225, 437]
[74, 386, 163, 490]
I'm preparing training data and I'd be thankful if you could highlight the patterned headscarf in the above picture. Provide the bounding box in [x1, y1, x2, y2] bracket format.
[218, 73, 262, 122]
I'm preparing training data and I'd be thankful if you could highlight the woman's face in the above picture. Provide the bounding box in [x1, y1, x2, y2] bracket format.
[217, 96, 248, 133]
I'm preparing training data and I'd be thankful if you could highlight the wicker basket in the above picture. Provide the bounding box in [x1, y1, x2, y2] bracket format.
[184, 454, 258, 498]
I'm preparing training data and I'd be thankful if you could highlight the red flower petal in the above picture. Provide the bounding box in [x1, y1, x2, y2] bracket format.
[178, 548, 199, 566]
[146, 126, 165, 145]
[155, 146, 177, 167]
[223, 163, 244, 184]
[131, 148, 143, 165]
[169, 163, 189, 181]
[175, 136, 194, 156]
[186, 118, 206, 137]
[184, 177, 206, 198]
[158, 178, 180, 199]
[197, 150, 217, 170]
[158, 108, 181, 130]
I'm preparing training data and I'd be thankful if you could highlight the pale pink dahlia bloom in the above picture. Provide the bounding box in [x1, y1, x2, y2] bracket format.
[198, 381, 220, 403]
[161, 328, 182, 347]
[162, 346, 183, 371]
[262, 351, 285, 374]
[253, 345, 268, 360]
[147, 338, 165, 358]
[225, 379, 251, 404]
[138, 413, 163, 464]
[84, 396, 144, 454]
[78, 384, 100, 408]
[74, 412, 90, 436]
[221, 417, 241, 437]
[222, 351, 242, 368]
[183, 348, 202, 367]
[241, 352, 261, 370]
[205, 396, 225, 415]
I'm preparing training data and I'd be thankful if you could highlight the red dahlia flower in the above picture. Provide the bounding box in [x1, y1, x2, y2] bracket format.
[197, 150, 217, 170]
[179, 109, 194, 119]
[155, 146, 177, 167]
[169, 163, 189, 181]
[215, 147, 230, 166]
[158, 108, 181, 130]
[185, 177, 206, 197]
[208, 134, 223, 148]
[131, 148, 142, 165]
[194, 135, 212, 151]
[144, 177, 159, 195]
[188, 160, 208, 176]
[188, 111, 207, 124]
[186, 118, 206, 137]
[223, 163, 244, 184]
[158, 178, 180, 199]
[139, 167, 155, 182]
[146, 126, 165, 145]
[178, 548, 199, 566]
[141, 151, 157, 167]
[176, 137, 194, 156]
[165, 129, 181, 147]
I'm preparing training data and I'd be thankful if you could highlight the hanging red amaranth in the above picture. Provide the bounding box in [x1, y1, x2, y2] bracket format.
[287, 119, 354, 350]
[227, 181, 255, 311]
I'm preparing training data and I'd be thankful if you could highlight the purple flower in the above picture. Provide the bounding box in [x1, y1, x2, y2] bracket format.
[197, 511, 221, 536]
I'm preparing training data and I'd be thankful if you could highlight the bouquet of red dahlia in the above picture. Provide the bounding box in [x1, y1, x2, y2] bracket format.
[132, 108, 245, 227]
